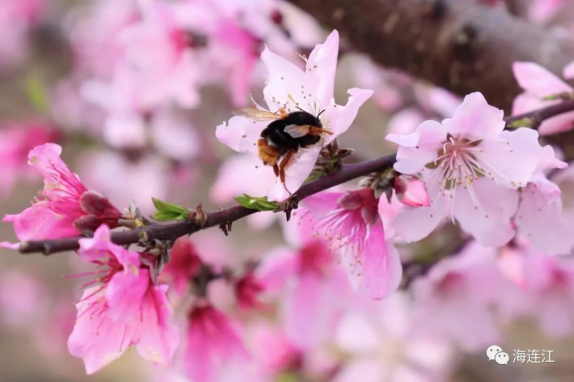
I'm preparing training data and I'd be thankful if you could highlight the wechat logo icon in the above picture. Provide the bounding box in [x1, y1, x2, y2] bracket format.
[487, 345, 509, 365]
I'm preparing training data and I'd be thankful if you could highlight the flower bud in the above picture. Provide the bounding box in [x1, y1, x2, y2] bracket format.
[80, 191, 122, 220]
[337, 192, 363, 210]
[394, 175, 430, 207]
[73, 215, 104, 232]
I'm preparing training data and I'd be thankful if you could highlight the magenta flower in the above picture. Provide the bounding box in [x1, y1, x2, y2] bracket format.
[160, 236, 201, 295]
[2, 143, 122, 242]
[216, 30, 373, 201]
[68, 225, 179, 374]
[513, 62, 574, 135]
[387, 92, 553, 246]
[185, 303, 247, 382]
[303, 188, 402, 300]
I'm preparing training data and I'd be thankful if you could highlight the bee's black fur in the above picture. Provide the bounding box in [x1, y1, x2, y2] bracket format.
[261, 111, 322, 152]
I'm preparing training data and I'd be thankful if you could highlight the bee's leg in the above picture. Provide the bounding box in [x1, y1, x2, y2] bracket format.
[278, 149, 296, 194]
[309, 126, 334, 136]
[273, 163, 279, 177]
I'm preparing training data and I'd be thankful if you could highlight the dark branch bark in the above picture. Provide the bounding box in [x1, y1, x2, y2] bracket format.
[19, 153, 397, 255]
[17, 99, 574, 255]
[286, 0, 574, 112]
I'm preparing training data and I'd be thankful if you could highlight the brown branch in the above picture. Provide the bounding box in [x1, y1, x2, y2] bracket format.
[286, 0, 574, 112]
[17, 99, 574, 255]
[19, 153, 397, 255]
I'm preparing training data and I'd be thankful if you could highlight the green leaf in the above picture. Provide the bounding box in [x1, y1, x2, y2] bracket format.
[506, 117, 538, 129]
[25, 75, 48, 113]
[151, 197, 189, 221]
[234, 194, 279, 211]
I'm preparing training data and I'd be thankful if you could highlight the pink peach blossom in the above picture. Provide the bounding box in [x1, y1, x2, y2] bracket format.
[387, 92, 552, 246]
[508, 249, 574, 337]
[258, 214, 354, 350]
[2, 144, 122, 242]
[68, 225, 179, 374]
[216, 30, 373, 201]
[303, 188, 402, 300]
[160, 236, 201, 295]
[334, 293, 454, 382]
[411, 243, 518, 350]
[184, 303, 248, 382]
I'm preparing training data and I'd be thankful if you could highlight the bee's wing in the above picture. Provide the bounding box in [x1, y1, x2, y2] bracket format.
[284, 124, 311, 138]
[233, 108, 282, 121]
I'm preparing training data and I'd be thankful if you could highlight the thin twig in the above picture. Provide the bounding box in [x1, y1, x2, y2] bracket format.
[17, 99, 574, 255]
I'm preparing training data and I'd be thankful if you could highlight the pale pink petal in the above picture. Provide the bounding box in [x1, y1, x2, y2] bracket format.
[513, 62, 572, 95]
[215, 116, 265, 154]
[267, 145, 322, 202]
[442, 92, 505, 139]
[325, 88, 374, 139]
[453, 179, 518, 247]
[305, 30, 338, 108]
[135, 285, 180, 366]
[391, 191, 445, 242]
[261, 46, 309, 113]
[387, 120, 446, 174]
[478, 129, 547, 189]
[516, 182, 574, 255]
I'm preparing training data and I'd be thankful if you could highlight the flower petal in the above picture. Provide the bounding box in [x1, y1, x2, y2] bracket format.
[261, 46, 310, 113]
[442, 92, 505, 139]
[516, 182, 574, 255]
[6, 204, 79, 241]
[478, 129, 546, 189]
[135, 285, 180, 366]
[513, 62, 572, 95]
[68, 288, 136, 374]
[453, 180, 518, 247]
[391, 193, 445, 242]
[215, 116, 266, 154]
[360, 221, 402, 300]
[387, 120, 446, 174]
[305, 30, 339, 109]
[325, 88, 373, 139]
[267, 145, 322, 202]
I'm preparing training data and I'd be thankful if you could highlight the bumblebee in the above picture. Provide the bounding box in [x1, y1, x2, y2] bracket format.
[236, 107, 332, 185]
